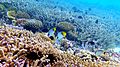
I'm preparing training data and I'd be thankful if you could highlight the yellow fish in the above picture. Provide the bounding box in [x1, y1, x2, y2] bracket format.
[55, 31, 67, 44]
[56, 31, 66, 40]
[47, 27, 56, 40]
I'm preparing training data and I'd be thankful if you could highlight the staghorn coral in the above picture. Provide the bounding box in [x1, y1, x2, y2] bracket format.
[0, 26, 120, 67]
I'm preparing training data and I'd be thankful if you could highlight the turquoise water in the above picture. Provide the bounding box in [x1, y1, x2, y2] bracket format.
[59, 0, 120, 20]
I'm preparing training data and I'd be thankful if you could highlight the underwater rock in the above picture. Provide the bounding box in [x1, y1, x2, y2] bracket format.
[23, 19, 43, 33]
[67, 31, 78, 41]
[16, 11, 30, 19]
[57, 22, 75, 32]
[1, 2, 11, 9]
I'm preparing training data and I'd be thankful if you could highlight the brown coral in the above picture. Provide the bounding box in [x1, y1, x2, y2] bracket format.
[57, 22, 75, 32]
[0, 26, 120, 67]
[52, 61, 66, 67]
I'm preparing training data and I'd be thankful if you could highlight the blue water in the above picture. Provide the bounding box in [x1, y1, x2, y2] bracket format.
[58, 0, 120, 20]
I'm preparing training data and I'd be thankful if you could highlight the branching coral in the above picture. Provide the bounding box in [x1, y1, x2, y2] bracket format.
[0, 26, 120, 67]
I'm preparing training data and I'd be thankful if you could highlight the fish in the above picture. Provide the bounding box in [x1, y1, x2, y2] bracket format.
[55, 31, 67, 44]
[47, 27, 56, 40]
[47, 27, 67, 44]
[56, 31, 66, 40]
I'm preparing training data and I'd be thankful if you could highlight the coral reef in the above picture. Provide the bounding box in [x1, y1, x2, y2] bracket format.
[0, 0, 118, 52]
[6, 0, 117, 51]
[0, 0, 120, 67]
[0, 26, 120, 67]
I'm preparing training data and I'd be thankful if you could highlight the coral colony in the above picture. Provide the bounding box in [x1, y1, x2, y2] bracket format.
[0, 0, 120, 67]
